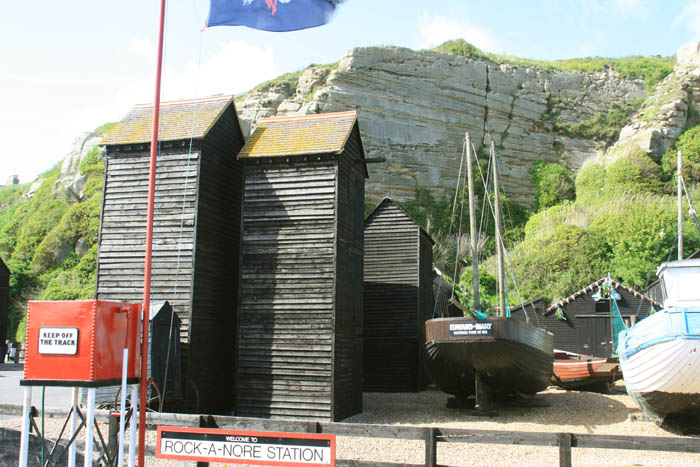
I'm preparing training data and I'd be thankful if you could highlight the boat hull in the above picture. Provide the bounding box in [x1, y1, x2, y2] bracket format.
[552, 351, 621, 391]
[618, 309, 700, 422]
[425, 317, 554, 400]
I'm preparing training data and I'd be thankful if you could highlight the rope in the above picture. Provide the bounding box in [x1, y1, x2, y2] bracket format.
[161, 23, 205, 410]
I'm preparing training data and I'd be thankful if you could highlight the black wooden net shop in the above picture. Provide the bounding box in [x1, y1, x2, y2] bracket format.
[363, 198, 435, 392]
[541, 278, 660, 357]
[0, 258, 9, 356]
[236, 111, 367, 421]
[97, 95, 245, 414]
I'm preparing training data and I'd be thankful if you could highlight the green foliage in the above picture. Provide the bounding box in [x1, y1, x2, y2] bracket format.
[510, 224, 612, 302]
[93, 122, 116, 137]
[661, 125, 700, 183]
[458, 268, 498, 311]
[431, 40, 674, 92]
[559, 101, 643, 143]
[0, 140, 106, 342]
[529, 160, 575, 211]
[606, 146, 666, 195]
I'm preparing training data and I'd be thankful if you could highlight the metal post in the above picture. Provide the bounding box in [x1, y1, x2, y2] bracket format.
[68, 387, 80, 467]
[129, 384, 139, 467]
[18, 386, 32, 467]
[140, 0, 167, 465]
[84, 387, 96, 467]
[466, 133, 480, 310]
[118, 348, 129, 467]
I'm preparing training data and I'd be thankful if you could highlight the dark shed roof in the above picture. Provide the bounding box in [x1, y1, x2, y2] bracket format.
[365, 197, 435, 246]
[238, 111, 368, 177]
[101, 95, 234, 145]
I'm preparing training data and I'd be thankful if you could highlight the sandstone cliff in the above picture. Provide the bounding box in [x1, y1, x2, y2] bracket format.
[238, 46, 647, 206]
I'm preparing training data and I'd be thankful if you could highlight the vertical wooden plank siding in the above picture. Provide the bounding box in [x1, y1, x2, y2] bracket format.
[188, 106, 244, 414]
[333, 137, 365, 421]
[237, 159, 338, 420]
[96, 102, 245, 414]
[0, 260, 8, 348]
[363, 199, 432, 392]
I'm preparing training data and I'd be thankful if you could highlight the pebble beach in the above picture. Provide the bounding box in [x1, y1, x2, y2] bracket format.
[3, 382, 700, 466]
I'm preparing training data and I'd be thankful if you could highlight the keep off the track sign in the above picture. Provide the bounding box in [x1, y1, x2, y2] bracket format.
[156, 426, 335, 466]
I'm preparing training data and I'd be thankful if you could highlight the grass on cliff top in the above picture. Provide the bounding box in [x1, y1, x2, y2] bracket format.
[431, 39, 675, 92]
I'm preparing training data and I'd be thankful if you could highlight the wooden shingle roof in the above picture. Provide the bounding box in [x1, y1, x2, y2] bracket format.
[237, 111, 358, 158]
[101, 95, 233, 145]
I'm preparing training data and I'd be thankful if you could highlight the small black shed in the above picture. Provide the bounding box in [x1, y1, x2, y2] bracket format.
[97, 95, 245, 414]
[363, 198, 435, 392]
[541, 278, 660, 357]
[0, 258, 9, 351]
[236, 111, 367, 421]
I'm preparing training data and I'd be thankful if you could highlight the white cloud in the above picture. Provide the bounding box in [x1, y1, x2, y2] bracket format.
[417, 14, 500, 53]
[673, 1, 700, 38]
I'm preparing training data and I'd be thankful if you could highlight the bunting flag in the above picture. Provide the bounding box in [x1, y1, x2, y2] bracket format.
[206, 0, 336, 31]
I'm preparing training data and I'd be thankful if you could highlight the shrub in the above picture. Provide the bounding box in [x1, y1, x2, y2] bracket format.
[529, 160, 575, 211]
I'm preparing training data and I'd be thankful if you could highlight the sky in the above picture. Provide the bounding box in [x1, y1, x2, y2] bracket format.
[2, 0, 700, 185]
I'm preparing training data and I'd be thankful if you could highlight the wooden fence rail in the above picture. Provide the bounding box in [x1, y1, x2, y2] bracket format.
[143, 412, 700, 466]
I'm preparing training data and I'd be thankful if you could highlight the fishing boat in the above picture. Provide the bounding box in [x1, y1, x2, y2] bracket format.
[424, 134, 554, 410]
[617, 150, 700, 423]
[617, 259, 700, 422]
[551, 349, 621, 392]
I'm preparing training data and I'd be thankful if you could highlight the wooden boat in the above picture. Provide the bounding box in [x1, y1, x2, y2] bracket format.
[424, 134, 553, 410]
[618, 154, 700, 423]
[617, 259, 700, 422]
[551, 349, 621, 392]
[425, 314, 554, 406]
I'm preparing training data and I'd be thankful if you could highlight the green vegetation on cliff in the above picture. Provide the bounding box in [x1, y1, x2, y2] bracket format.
[432, 39, 675, 92]
[0, 129, 110, 341]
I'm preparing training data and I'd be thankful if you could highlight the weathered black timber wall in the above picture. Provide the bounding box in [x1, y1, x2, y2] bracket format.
[237, 150, 364, 421]
[0, 259, 8, 349]
[363, 199, 434, 392]
[333, 126, 365, 420]
[96, 104, 244, 414]
[532, 287, 655, 357]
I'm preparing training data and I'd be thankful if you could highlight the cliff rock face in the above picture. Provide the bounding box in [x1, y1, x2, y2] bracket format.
[613, 42, 700, 160]
[238, 46, 646, 206]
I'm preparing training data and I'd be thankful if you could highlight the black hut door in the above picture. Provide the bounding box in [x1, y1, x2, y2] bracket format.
[577, 316, 612, 357]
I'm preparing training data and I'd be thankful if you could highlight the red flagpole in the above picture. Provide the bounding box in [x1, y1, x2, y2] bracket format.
[139, 0, 167, 465]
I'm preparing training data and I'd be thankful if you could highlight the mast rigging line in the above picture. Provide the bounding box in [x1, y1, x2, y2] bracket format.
[471, 136, 532, 323]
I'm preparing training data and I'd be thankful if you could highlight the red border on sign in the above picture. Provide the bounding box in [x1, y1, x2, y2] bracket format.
[156, 426, 336, 467]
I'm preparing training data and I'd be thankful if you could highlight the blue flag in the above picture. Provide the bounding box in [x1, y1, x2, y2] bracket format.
[206, 0, 336, 31]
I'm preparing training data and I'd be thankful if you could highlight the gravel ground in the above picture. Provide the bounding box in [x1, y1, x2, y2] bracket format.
[3, 383, 700, 466]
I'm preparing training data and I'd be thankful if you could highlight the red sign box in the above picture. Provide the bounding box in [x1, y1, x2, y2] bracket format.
[156, 426, 335, 466]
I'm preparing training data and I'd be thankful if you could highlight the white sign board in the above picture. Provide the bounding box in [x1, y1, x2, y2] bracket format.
[38, 327, 79, 355]
[157, 426, 335, 466]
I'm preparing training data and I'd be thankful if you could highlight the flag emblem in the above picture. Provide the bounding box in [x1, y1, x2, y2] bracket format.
[207, 0, 336, 31]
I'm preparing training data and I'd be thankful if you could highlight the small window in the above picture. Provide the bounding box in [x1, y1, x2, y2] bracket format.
[595, 301, 610, 314]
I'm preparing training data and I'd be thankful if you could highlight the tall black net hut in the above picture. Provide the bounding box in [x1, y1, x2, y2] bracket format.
[0, 258, 9, 351]
[363, 198, 435, 392]
[97, 95, 244, 414]
[236, 111, 367, 421]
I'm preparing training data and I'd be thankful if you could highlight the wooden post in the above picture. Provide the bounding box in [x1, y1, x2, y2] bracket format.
[466, 133, 480, 310]
[558, 433, 572, 467]
[491, 139, 506, 317]
[424, 427, 437, 467]
[678, 150, 683, 260]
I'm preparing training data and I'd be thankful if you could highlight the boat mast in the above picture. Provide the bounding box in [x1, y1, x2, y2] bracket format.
[678, 150, 683, 260]
[491, 138, 506, 317]
[466, 133, 480, 311]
